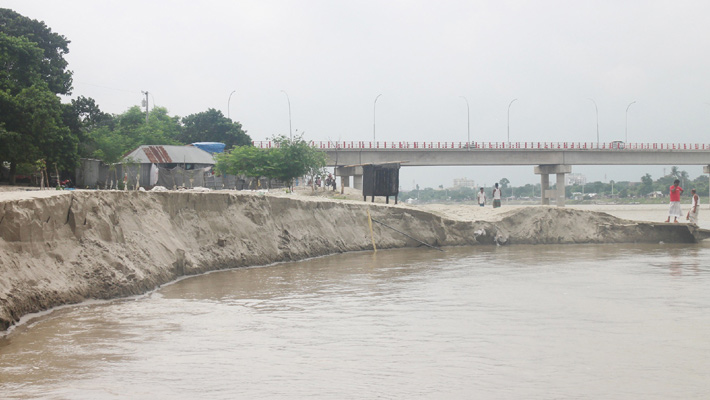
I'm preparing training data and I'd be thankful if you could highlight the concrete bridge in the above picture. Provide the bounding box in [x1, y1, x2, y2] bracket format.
[255, 141, 710, 206]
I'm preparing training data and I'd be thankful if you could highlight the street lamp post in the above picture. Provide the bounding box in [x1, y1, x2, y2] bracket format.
[587, 98, 599, 146]
[460, 96, 470, 149]
[507, 98, 518, 143]
[227, 90, 236, 119]
[281, 90, 292, 140]
[373, 94, 382, 144]
[625, 101, 636, 143]
[141, 91, 149, 123]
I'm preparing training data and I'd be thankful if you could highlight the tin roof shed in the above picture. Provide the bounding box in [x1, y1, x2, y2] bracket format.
[122, 145, 216, 165]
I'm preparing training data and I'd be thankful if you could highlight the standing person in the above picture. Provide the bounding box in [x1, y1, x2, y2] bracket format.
[686, 188, 700, 225]
[492, 183, 502, 208]
[477, 187, 486, 207]
[665, 179, 684, 223]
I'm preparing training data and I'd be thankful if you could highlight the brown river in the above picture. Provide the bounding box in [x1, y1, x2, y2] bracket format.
[2, 243, 710, 399]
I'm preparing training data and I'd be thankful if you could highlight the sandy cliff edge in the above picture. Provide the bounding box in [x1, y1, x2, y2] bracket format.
[0, 190, 704, 332]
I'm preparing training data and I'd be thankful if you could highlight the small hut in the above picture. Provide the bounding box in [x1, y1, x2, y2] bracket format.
[362, 162, 401, 204]
[122, 145, 216, 188]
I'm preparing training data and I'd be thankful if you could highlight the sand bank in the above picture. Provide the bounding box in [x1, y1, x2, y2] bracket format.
[1, 189, 707, 332]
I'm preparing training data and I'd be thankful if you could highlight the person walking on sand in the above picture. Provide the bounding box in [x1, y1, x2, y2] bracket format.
[492, 183, 502, 208]
[665, 179, 683, 223]
[686, 188, 700, 226]
[477, 187, 486, 207]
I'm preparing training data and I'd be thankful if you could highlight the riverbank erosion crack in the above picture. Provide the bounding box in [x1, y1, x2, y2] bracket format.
[1, 191, 707, 332]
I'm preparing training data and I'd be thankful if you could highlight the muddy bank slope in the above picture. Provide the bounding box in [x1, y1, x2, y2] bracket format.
[0, 191, 702, 331]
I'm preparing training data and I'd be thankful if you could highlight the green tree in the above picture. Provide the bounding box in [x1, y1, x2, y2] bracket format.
[178, 109, 251, 150]
[691, 175, 709, 197]
[499, 177, 510, 196]
[0, 36, 75, 181]
[215, 134, 326, 191]
[62, 96, 113, 158]
[271, 135, 326, 191]
[86, 106, 182, 164]
[0, 10, 76, 183]
[215, 144, 270, 188]
[0, 9, 73, 94]
[639, 173, 654, 196]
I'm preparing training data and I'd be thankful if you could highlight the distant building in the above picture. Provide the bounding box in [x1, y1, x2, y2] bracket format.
[567, 173, 587, 186]
[75, 145, 217, 189]
[453, 177, 476, 188]
[121, 145, 216, 188]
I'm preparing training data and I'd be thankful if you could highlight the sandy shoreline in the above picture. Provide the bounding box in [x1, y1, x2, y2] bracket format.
[416, 203, 710, 230]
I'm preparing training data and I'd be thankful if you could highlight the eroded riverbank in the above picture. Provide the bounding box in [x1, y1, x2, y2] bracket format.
[0, 190, 706, 332]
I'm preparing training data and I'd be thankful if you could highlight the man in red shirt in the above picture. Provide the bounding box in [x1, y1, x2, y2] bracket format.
[665, 179, 683, 223]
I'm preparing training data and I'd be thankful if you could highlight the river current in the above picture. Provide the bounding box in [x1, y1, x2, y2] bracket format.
[2, 243, 710, 399]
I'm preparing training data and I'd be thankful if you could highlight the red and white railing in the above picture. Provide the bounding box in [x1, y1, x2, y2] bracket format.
[252, 141, 710, 151]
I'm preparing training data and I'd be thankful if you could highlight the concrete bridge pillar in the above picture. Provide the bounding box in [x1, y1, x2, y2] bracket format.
[534, 165, 571, 207]
[704, 165, 710, 208]
[334, 166, 363, 192]
[539, 173, 550, 205]
[353, 175, 363, 190]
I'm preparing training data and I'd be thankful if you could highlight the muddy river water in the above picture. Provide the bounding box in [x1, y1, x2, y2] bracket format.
[2, 242, 710, 399]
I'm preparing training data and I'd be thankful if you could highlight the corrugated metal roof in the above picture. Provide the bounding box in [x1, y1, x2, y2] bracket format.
[123, 145, 216, 165]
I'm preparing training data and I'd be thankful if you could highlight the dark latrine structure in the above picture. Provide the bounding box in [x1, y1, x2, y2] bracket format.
[362, 163, 400, 204]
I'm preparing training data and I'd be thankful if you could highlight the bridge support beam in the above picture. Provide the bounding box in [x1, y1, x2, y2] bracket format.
[335, 166, 364, 192]
[534, 164, 571, 207]
[353, 175, 363, 190]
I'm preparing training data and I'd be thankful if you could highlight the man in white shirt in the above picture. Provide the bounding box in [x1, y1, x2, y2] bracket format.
[492, 183, 502, 208]
[477, 187, 486, 207]
[686, 188, 700, 225]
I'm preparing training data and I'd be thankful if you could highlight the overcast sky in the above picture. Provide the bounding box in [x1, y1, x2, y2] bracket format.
[6, 0, 710, 189]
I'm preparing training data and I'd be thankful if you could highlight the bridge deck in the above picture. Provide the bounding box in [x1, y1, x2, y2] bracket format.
[255, 141, 710, 167]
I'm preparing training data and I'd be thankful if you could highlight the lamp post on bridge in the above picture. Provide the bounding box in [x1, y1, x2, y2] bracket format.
[507, 98, 518, 143]
[625, 101, 636, 144]
[460, 96, 470, 149]
[281, 90, 292, 141]
[227, 90, 236, 119]
[587, 98, 599, 146]
[373, 94, 382, 144]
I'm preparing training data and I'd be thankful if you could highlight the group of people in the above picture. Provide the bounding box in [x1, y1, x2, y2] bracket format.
[477, 183, 502, 208]
[309, 173, 337, 191]
[474, 179, 700, 226]
[666, 179, 700, 225]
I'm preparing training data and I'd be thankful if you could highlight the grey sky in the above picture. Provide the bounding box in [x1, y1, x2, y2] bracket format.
[5, 0, 710, 189]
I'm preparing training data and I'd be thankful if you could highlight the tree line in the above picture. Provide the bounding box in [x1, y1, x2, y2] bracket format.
[1, 9, 255, 185]
[401, 167, 709, 203]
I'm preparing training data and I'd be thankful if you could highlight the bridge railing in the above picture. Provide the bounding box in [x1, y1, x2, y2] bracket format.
[252, 141, 710, 151]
